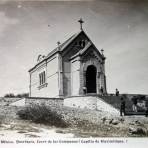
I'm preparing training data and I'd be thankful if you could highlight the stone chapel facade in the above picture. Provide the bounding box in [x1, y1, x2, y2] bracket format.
[29, 25, 107, 98]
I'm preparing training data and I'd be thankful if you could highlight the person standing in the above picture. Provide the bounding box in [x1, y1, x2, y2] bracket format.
[120, 97, 126, 116]
[115, 88, 119, 96]
[83, 86, 87, 95]
[100, 86, 104, 96]
[132, 96, 138, 112]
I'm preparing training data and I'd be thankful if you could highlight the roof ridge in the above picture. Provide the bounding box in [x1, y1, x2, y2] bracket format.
[59, 30, 82, 50]
[29, 30, 84, 72]
[46, 30, 83, 58]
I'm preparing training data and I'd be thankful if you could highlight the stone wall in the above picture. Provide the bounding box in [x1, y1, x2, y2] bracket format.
[25, 97, 64, 107]
[64, 96, 97, 110]
[64, 96, 119, 115]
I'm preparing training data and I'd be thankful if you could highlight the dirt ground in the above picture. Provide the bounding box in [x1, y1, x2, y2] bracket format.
[0, 105, 148, 138]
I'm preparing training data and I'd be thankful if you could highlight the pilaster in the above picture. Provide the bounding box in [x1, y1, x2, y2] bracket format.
[57, 52, 64, 97]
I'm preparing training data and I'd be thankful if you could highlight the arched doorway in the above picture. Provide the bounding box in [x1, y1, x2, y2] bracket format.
[86, 65, 97, 93]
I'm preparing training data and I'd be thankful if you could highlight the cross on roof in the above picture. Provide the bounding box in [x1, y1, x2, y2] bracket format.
[78, 18, 84, 30]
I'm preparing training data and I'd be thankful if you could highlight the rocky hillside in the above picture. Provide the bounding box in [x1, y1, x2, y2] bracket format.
[0, 96, 148, 137]
[0, 97, 23, 106]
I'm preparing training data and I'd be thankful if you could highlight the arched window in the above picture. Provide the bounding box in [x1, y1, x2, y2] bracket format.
[82, 40, 85, 48]
[39, 71, 46, 85]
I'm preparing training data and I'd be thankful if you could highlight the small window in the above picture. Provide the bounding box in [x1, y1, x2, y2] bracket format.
[79, 41, 82, 46]
[39, 71, 46, 85]
[79, 40, 85, 48]
[82, 40, 85, 48]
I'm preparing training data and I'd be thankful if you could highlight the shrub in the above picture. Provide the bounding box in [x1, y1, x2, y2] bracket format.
[4, 93, 15, 98]
[17, 105, 68, 128]
[16, 93, 29, 98]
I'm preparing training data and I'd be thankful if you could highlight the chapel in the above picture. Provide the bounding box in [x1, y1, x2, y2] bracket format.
[29, 19, 107, 98]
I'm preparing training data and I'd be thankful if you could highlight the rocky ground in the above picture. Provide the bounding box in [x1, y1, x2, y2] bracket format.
[0, 105, 148, 138]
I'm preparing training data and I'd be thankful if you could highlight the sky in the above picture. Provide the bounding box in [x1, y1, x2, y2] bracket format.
[0, 0, 148, 96]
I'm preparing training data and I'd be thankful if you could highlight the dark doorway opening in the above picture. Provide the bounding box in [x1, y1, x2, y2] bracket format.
[86, 65, 97, 93]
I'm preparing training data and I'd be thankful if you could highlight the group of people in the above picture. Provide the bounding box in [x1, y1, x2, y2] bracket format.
[100, 87, 120, 96]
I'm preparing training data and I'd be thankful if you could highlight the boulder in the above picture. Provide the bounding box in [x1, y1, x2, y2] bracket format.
[119, 117, 125, 123]
[134, 120, 143, 126]
[129, 127, 146, 135]
[129, 120, 144, 126]
[109, 119, 120, 125]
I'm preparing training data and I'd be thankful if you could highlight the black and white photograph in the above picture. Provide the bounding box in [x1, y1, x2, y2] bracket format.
[0, 0, 148, 147]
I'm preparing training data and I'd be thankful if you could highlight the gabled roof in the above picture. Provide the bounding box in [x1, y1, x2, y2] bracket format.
[46, 30, 82, 58]
[70, 41, 92, 60]
[29, 30, 103, 72]
[46, 29, 103, 59]
[29, 30, 83, 72]
[70, 41, 105, 61]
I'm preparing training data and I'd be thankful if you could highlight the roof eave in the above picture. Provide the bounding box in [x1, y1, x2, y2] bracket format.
[29, 50, 61, 73]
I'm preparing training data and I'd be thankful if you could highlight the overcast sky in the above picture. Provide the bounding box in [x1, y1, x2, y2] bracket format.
[0, 0, 148, 96]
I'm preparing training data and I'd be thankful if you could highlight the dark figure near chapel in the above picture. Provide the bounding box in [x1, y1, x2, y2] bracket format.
[83, 86, 87, 94]
[115, 88, 119, 96]
[132, 96, 138, 112]
[100, 86, 104, 96]
[120, 97, 126, 116]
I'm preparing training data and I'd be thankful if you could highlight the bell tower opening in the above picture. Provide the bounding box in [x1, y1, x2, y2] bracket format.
[86, 65, 97, 93]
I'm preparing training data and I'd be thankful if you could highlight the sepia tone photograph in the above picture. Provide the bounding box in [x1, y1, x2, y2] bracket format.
[0, 0, 148, 139]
